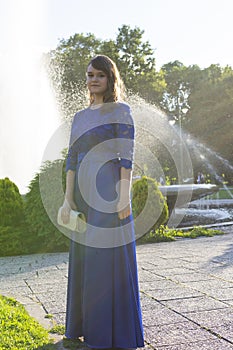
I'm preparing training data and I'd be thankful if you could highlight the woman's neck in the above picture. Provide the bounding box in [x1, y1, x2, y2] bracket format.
[92, 95, 104, 105]
[89, 103, 103, 110]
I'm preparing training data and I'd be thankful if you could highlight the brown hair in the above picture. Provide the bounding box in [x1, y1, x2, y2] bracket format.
[87, 55, 125, 104]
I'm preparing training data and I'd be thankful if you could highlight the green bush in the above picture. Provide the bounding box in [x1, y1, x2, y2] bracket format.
[0, 295, 54, 349]
[132, 176, 168, 240]
[24, 159, 70, 254]
[137, 225, 225, 244]
[0, 225, 32, 256]
[0, 178, 31, 257]
[138, 225, 175, 243]
[0, 178, 24, 226]
[178, 226, 225, 239]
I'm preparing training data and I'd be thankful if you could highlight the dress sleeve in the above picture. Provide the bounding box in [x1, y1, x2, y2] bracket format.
[65, 114, 79, 172]
[114, 105, 135, 169]
[65, 142, 78, 172]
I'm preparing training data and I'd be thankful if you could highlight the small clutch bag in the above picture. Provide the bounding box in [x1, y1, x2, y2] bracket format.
[57, 207, 87, 233]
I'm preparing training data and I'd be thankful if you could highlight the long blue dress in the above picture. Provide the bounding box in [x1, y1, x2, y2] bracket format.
[65, 102, 144, 349]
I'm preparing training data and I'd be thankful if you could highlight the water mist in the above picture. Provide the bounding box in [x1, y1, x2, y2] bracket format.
[0, 0, 60, 194]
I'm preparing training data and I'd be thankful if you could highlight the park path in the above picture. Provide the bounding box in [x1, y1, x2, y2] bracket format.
[1, 226, 233, 349]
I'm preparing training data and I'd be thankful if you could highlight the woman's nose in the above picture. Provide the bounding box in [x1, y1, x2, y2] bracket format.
[91, 75, 98, 81]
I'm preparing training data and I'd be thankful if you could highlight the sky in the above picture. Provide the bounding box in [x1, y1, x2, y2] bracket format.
[0, 0, 233, 194]
[2, 0, 233, 68]
[45, 0, 233, 69]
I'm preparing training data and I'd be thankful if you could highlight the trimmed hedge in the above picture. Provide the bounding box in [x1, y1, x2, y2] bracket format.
[132, 176, 169, 240]
[0, 178, 24, 226]
[0, 225, 31, 256]
[24, 160, 70, 254]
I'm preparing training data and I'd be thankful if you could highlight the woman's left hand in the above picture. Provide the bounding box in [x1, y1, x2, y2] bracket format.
[117, 198, 131, 220]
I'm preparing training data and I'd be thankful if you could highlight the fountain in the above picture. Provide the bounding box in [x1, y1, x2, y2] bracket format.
[127, 95, 233, 228]
[0, 0, 60, 194]
[166, 133, 233, 228]
[159, 183, 219, 211]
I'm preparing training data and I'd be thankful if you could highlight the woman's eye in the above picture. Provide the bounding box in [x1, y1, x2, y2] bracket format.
[87, 73, 106, 78]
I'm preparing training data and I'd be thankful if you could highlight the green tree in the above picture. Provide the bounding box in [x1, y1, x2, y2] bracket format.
[203, 63, 222, 83]
[185, 65, 233, 180]
[0, 178, 24, 226]
[47, 25, 166, 118]
[0, 178, 29, 256]
[116, 25, 155, 81]
[160, 62, 233, 183]
[98, 39, 120, 64]
[160, 60, 190, 117]
[159, 61, 233, 183]
[50, 32, 101, 85]
[47, 33, 101, 120]
[116, 25, 165, 103]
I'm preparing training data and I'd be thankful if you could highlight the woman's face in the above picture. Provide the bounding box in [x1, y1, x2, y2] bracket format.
[86, 64, 108, 97]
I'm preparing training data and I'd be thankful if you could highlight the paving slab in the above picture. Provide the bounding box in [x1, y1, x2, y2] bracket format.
[142, 305, 187, 327]
[162, 296, 228, 313]
[183, 308, 233, 327]
[1, 227, 233, 349]
[157, 339, 233, 350]
[144, 322, 216, 347]
[149, 286, 203, 301]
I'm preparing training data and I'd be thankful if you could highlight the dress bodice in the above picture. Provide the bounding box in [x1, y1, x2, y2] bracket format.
[66, 102, 135, 171]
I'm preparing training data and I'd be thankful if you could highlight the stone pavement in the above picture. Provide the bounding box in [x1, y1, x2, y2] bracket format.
[1, 227, 233, 349]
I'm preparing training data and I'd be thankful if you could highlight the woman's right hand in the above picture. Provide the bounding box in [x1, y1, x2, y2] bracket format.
[60, 199, 77, 224]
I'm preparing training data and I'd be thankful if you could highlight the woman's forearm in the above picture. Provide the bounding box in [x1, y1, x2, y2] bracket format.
[119, 167, 132, 201]
[61, 169, 76, 223]
[117, 167, 132, 219]
[65, 170, 76, 202]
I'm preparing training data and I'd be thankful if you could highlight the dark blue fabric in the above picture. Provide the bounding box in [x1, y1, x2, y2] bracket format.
[65, 103, 144, 348]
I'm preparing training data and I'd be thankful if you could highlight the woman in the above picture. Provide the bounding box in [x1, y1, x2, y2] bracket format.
[61, 55, 144, 349]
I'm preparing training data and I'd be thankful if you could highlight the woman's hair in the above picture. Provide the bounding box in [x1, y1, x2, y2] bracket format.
[87, 55, 125, 104]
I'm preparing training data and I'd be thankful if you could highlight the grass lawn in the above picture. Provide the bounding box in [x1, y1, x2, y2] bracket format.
[209, 187, 233, 199]
[0, 295, 56, 350]
[0, 295, 87, 350]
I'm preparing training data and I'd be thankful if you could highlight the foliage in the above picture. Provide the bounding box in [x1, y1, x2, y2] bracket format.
[0, 178, 25, 227]
[62, 337, 86, 349]
[180, 65, 233, 184]
[132, 176, 168, 237]
[137, 225, 175, 243]
[178, 226, 225, 239]
[45, 25, 233, 183]
[47, 25, 166, 121]
[0, 295, 54, 350]
[209, 186, 233, 199]
[0, 225, 32, 257]
[159, 61, 233, 183]
[185, 65, 233, 166]
[49, 325, 65, 335]
[160, 60, 190, 115]
[46, 32, 100, 119]
[24, 159, 70, 254]
[115, 25, 166, 103]
[0, 170, 68, 257]
[54, 32, 100, 83]
[0, 178, 30, 257]
[137, 225, 225, 244]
